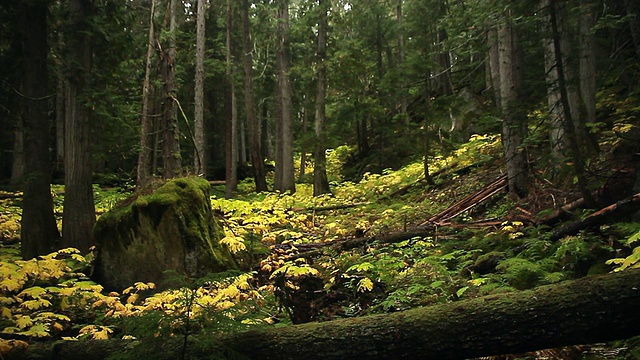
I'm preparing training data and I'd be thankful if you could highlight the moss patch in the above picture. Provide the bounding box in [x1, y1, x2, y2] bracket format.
[93, 177, 237, 291]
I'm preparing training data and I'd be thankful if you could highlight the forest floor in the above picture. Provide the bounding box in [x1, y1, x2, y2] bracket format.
[1, 133, 640, 359]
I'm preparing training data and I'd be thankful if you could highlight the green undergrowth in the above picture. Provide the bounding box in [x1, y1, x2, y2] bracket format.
[1, 131, 639, 358]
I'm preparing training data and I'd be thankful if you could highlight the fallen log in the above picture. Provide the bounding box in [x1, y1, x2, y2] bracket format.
[10, 269, 640, 360]
[550, 192, 640, 241]
[537, 197, 586, 225]
[420, 174, 507, 226]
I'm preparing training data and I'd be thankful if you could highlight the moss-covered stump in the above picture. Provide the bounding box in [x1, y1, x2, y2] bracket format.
[92, 177, 236, 290]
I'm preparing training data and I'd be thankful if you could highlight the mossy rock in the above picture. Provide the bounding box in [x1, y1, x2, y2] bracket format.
[92, 177, 237, 291]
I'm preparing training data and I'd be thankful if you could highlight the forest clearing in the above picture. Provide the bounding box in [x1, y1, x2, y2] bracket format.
[2, 0, 640, 359]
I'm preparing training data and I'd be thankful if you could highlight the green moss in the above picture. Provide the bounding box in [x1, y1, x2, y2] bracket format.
[93, 177, 237, 291]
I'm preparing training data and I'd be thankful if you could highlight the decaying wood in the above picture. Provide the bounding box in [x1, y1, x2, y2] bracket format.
[10, 269, 640, 360]
[537, 197, 586, 225]
[550, 192, 640, 241]
[420, 174, 507, 226]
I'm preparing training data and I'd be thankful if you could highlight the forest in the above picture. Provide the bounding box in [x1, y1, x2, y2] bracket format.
[1, 0, 640, 358]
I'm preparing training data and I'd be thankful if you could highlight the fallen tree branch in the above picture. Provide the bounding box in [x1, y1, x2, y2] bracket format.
[537, 197, 586, 225]
[10, 269, 640, 360]
[420, 174, 507, 226]
[550, 192, 640, 241]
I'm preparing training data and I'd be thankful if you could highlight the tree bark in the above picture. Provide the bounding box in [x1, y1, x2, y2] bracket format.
[19, 0, 60, 259]
[62, 0, 96, 253]
[137, 0, 157, 187]
[624, 0, 640, 60]
[579, 0, 599, 152]
[161, 0, 182, 179]
[548, 0, 595, 207]
[497, 8, 529, 199]
[275, 0, 296, 194]
[313, 0, 331, 197]
[12, 269, 640, 360]
[225, 0, 238, 198]
[241, 0, 267, 192]
[193, 0, 206, 176]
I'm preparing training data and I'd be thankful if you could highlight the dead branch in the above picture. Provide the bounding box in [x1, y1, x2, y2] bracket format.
[550, 192, 640, 241]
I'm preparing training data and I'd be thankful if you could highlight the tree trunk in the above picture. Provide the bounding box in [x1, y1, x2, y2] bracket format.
[20, 0, 60, 259]
[13, 269, 640, 360]
[10, 116, 24, 185]
[275, 0, 295, 193]
[313, 0, 331, 197]
[194, 0, 206, 176]
[62, 0, 96, 253]
[137, 0, 157, 187]
[624, 0, 640, 59]
[548, 0, 595, 207]
[579, 0, 599, 151]
[397, 0, 407, 123]
[225, 0, 238, 198]
[241, 0, 267, 192]
[298, 96, 308, 181]
[161, 0, 182, 179]
[54, 26, 65, 174]
[423, 82, 435, 185]
[542, 0, 566, 160]
[487, 26, 501, 108]
[497, 8, 529, 199]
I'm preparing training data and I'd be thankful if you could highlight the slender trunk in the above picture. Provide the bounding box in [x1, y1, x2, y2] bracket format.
[20, 0, 60, 259]
[194, 0, 206, 176]
[277, 0, 295, 193]
[62, 0, 96, 253]
[542, 0, 566, 160]
[240, 115, 247, 165]
[161, 0, 181, 179]
[497, 9, 529, 199]
[397, 0, 407, 123]
[423, 79, 435, 186]
[579, 0, 599, 152]
[241, 0, 267, 192]
[54, 27, 65, 173]
[275, 33, 284, 190]
[624, 0, 640, 59]
[487, 26, 501, 108]
[137, 0, 157, 187]
[549, 0, 595, 206]
[313, 0, 331, 197]
[225, 0, 238, 198]
[298, 97, 308, 181]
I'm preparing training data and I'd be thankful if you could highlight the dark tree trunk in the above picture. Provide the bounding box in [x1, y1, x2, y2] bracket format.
[241, 0, 267, 192]
[137, 0, 157, 187]
[497, 9, 529, 199]
[275, 0, 295, 193]
[224, 0, 238, 198]
[11, 269, 640, 360]
[624, 0, 640, 59]
[161, 0, 182, 179]
[313, 0, 331, 197]
[62, 0, 96, 253]
[549, 0, 595, 207]
[20, 0, 60, 259]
